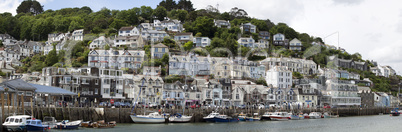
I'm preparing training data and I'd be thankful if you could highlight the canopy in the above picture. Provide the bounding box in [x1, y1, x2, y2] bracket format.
[29, 83, 77, 96]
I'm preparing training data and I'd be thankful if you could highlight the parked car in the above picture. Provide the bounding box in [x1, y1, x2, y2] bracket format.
[99, 102, 111, 107]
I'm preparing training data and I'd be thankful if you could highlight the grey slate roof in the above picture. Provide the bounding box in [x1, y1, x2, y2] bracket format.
[2, 79, 36, 91]
[29, 83, 77, 96]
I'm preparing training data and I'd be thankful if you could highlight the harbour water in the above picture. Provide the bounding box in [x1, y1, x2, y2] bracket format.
[51, 115, 402, 132]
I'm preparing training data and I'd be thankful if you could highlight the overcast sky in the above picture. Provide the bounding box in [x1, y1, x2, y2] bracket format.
[1, 0, 401, 74]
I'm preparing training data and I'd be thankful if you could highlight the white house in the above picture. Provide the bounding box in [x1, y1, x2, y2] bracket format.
[289, 38, 303, 51]
[118, 26, 140, 36]
[71, 29, 84, 41]
[141, 30, 168, 43]
[322, 79, 361, 107]
[237, 36, 255, 48]
[214, 20, 231, 28]
[114, 35, 144, 48]
[88, 49, 145, 70]
[174, 32, 193, 43]
[265, 66, 292, 88]
[89, 36, 112, 49]
[153, 18, 184, 32]
[193, 37, 211, 47]
[151, 43, 169, 59]
[239, 23, 256, 33]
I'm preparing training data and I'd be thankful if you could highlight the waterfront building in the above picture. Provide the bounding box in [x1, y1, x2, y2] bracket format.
[266, 66, 292, 88]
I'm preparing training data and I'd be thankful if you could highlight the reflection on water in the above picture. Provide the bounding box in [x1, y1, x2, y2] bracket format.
[52, 115, 402, 132]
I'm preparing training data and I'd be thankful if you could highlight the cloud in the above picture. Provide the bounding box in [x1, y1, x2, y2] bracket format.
[191, 0, 305, 23]
[0, 0, 53, 15]
[0, 0, 21, 15]
[332, 0, 365, 5]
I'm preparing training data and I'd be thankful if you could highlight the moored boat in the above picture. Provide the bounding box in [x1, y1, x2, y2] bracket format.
[290, 113, 304, 120]
[92, 120, 116, 128]
[261, 112, 273, 120]
[270, 112, 290, 121]
[203, 112, 239, 123]
[25, 119, 50, 131]
[169, 113, 192, 123]
[238, 112, 247, 121]
[391, 108, 400, 116]
[303, 113, 310, 119]
[2, 115, 31, 131]
[42, 116, 57, 129]
[309, 112, 321, 119]
[130, 112, 166, 123]
[55, 120, 82, 129]
[245, 113, 261, 121]
[323, 112, 331, 118]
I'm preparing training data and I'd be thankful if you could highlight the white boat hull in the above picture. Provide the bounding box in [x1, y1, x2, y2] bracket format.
[130, 115, 165, 123]
[270, 116, 289, 121]
[309, 116, 321, 119]
[169, 116, 192, 123]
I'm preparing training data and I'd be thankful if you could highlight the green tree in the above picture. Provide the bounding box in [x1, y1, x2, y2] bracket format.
[177, 0, 195, 12]
[176, 10, 188, 22]
[16, 0, 44, 15]
[183, 41, 193, 51]
[158, 0, 177, 11]
[109, 18, 127, 30]
[292, 72, 303, 79]
[45, 48, 58, 66]
[153, 6, 168, 21]
[140, 6, 153, 21]
[161, 53, 169, 66]
[186, 16, 217, 38]
[105, 44, 110, 50]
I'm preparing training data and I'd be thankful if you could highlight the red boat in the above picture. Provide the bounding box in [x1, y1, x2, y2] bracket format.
[303, 113, 310, 119]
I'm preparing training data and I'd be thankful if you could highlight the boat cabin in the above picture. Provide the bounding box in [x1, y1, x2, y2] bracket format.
[4, 115, 31, 124]
[26, 119, 43, 125]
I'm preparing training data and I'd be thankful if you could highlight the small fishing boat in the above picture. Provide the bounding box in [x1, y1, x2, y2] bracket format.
[270, 112, 290, 121]
[303, 113, 310, 119]
[391, 108, 400, 116]
[323, 112, 331, 118]
[290, 113, 304, 120]
[81, 121, 93, 128]
[25, 119, 50, 131]
[261, 112, 273, 120]
[309, 112, 321, 119]
[130, 112, 166, 123]
[246, 113, 261, 121]
[238, 112, 247, 121]
[42, 116, 57, 129]
[169, 113, 192, 123]
[203, 112, 239, 122]
[92, 120, 116, 128]
[2, 115, 32, 131]
[55, 120, 82, 129]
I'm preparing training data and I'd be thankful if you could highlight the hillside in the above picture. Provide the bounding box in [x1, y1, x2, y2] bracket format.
[0, 0, 400, 94]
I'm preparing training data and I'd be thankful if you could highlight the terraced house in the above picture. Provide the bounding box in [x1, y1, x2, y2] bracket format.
[88, 49, 145, 70]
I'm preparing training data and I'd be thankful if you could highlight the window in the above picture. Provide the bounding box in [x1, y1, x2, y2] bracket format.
[196, 94, 200, 98]
[236, 94, 239, 99]
[95, 89, 98, 94]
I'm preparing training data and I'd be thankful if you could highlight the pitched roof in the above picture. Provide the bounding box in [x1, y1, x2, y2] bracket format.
[119, 26, 134, 31]
[153, 43, 168, 48]
[29, 83, 77, 96]
[2, 79, 36, 91]
[175, 32, 193, 36]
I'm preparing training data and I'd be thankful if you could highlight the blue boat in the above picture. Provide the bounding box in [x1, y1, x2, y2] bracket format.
[203, 112, 239, 123]
[54, 120, 82, 129]
[26, 119, 49, 131]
